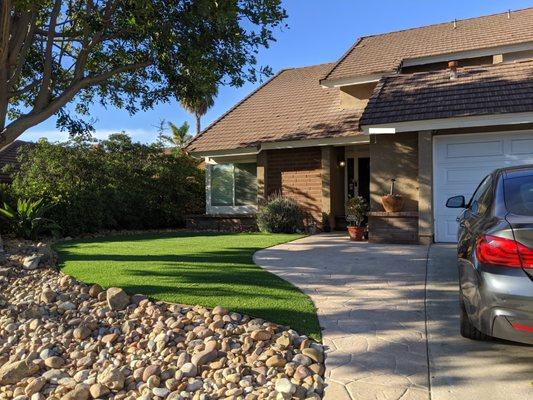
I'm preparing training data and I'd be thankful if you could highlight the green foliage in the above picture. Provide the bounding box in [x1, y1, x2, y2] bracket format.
[257, 194, 304, 234]
[10, 134, 205, 236]
[0, 198, 60, 239]
[3, 0, 287, 141]
[346, 196, 368, 227]
[157, 120, 191, 148]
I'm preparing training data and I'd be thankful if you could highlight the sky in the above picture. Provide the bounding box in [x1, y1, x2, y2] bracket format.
[21, 0, 533, 144]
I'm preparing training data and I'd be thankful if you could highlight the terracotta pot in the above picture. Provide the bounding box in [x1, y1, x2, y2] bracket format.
[347, 226, 365, 241]
[381, 195, 404, 212]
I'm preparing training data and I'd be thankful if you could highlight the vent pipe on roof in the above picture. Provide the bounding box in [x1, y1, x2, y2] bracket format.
[448, 61, 459, 80]
[453, 19, 457, 29]
[507, 9, 511, 19]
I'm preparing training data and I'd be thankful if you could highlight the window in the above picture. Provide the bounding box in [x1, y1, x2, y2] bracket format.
[210, 163, 257, 208]
[504, 174, 533, 216]
[469, 175, 492, 215]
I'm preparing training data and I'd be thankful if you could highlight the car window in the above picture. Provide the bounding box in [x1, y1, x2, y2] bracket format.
[504, 174, 533, 216]
[469, 175, 492, 215]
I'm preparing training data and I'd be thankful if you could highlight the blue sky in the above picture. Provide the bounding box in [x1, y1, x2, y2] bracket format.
[21, 0, 533, 143]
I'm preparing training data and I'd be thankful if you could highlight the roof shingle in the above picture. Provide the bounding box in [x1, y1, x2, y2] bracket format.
[359, 59, 533, 126]
[322, 8, 533, 83]
[186, 63, 362, 153]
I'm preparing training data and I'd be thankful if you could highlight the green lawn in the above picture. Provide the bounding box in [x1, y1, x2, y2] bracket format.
[54, 232, 321, 339]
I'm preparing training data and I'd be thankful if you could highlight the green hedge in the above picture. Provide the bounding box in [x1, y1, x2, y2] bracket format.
[6, 134, 204, 236]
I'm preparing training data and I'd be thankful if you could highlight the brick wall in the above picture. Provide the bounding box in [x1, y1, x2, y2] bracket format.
[266, 147, 323, 224]
[369, 132, 419, 212]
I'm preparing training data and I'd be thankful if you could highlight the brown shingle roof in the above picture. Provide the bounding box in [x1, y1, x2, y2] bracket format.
[0, 140, 31, 183]
[359, 59, 533, 126]
[322, 8, 533, 83]
[186, 63, 362, 153]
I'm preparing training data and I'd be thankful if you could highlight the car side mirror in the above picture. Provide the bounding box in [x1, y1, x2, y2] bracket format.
[446, 195, 466, 208]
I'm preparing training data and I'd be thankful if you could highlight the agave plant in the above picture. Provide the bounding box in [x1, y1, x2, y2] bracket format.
[0, 198, 60, 239]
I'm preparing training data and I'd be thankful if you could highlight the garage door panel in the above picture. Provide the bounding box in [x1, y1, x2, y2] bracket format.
[446, 140, 503, 158]
[434, 131, 533, 243]
[510, 138, 533, 154]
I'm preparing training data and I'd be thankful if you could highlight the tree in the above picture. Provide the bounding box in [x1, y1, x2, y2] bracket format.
[180, 85, 218, 134]
[156, 119, 191, 148]
[0, 0, 287, 148]
[168, 121, 191, 147]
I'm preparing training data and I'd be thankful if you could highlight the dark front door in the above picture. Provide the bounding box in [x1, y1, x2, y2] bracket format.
[358, 157, 370, 204]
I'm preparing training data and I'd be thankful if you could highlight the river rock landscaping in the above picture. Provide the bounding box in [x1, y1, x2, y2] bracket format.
[0, 239, 325, 400]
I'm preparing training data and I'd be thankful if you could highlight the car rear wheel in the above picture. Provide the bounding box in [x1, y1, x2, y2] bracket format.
[459, 296, 490, 341]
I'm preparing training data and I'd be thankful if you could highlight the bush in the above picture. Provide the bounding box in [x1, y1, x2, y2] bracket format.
[8, 134, 205, 236]
[346, 196, 368, 227]
[257, 194, 304, 233]
[0, 198, 60, 239]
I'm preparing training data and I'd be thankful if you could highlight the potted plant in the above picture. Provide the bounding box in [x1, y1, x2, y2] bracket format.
[381, 178, 404, 212]
[346, 196, 368, 241]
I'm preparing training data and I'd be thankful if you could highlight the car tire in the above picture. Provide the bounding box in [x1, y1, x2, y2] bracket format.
[459, 296, 490, 341]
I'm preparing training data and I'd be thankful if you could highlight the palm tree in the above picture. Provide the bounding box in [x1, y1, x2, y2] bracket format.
[180, 88, 218, 135]
[168, 121, 191, 147]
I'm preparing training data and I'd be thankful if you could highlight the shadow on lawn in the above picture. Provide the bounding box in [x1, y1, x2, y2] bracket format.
[55, 242, 322, 339]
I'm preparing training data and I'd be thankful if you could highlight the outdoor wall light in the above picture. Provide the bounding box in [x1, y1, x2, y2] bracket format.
[338, 160, 346, 167]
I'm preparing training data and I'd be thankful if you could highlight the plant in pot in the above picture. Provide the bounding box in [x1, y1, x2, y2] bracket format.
[381, 178, 404, 212]
[346, 196, 368, 241]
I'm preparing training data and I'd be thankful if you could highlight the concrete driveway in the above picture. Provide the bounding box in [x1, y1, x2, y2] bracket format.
[254, 233, 533, 400]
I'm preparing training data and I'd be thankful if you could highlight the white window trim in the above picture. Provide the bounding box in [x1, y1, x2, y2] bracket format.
[205, 161, 258, 215]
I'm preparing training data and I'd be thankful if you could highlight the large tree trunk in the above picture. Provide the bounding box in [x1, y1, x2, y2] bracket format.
[195, 113, 201, 135]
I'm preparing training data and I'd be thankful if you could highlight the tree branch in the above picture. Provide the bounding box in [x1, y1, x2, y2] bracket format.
[7, 8, 37, 93]
[1, 60, 150, 147]
[34, 0, 62, 110]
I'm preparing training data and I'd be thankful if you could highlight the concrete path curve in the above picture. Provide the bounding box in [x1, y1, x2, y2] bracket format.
[254, 233, 430, 400]
[254, 233, 533, 400]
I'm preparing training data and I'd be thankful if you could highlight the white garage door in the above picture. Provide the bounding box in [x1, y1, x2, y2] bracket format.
[433, 131, 533, 242]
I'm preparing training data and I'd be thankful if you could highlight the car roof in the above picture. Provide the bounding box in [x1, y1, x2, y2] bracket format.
[498, 164, 533, 179]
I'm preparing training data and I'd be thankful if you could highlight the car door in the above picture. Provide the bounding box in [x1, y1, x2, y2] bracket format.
[457, 175, 495, 317]
[458, 175, 494, 259]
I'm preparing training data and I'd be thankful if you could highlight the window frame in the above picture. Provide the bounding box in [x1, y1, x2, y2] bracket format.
[468, 175, 493, 216]
[206, 161, 258, 215]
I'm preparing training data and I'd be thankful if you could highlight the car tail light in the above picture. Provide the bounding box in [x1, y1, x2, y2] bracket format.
[511, 323, 533, 332]
[476, 235, 521, 267]
[476, 235, 533, 269]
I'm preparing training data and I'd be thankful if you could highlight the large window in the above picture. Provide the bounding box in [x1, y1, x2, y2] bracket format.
[210, 163, 257, 208]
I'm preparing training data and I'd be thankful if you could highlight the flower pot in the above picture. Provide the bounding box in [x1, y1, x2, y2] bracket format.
[381, 194, 404, 212]
[347, 226, 365, 241]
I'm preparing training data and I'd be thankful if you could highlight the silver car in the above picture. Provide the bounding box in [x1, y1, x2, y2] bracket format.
[446, 165, 533, 344]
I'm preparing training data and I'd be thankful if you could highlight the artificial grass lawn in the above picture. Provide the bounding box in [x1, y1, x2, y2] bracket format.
[54, 232, 321, 340]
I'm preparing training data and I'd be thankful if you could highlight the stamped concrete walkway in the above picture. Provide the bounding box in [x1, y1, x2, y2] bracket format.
[254, 234, 430, 400]
[254, 233, 533, 400]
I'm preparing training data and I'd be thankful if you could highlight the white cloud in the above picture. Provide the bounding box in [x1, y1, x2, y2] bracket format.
[20, 128, 159, 143]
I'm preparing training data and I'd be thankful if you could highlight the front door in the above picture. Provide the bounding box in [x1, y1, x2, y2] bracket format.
[346, 157, 370, 203]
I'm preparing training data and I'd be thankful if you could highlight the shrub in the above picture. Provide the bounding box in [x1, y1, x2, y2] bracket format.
[257, 194, 304, 233]
[9, 134, 205, 236]
[0, 198, 60, 239]
[346, 196, 368, 227]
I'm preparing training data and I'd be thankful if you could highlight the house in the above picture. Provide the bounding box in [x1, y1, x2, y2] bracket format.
[186, 8, 533, 244]
[0, 140, 31, 183]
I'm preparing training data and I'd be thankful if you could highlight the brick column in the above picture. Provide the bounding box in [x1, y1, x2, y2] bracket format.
[418, 130, 434, 244]
[257, 151, 267, 205]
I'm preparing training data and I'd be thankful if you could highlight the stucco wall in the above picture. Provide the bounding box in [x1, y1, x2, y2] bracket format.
[339, 82, 377, 110]
[369, 133, 419, 212]
[266, 147, 323, 224]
